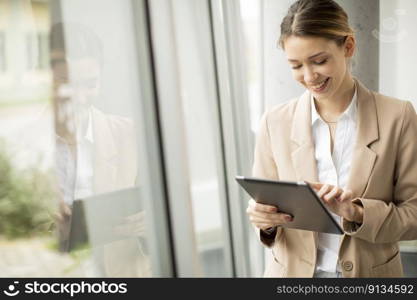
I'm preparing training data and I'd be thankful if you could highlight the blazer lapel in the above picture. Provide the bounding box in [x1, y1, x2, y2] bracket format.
[290, 90, 319, 183]
[91, 107, 118, 194]
[346, 79, 379, 197]
[290, 90, 320, 252]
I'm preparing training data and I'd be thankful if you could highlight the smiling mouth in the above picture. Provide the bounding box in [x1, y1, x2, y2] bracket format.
[309, 77, 330, 92]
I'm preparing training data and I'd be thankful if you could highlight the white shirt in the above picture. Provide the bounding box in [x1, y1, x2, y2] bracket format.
[56, 109, 94, 205]
[74, 110, 94, 200]
[311, 86, 358, 273]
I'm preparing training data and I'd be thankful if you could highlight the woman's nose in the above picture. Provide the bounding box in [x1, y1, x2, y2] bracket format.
[303, 66, 318, 84]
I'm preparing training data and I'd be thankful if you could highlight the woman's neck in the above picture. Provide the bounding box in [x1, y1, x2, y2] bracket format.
[314, 75, 355, 121]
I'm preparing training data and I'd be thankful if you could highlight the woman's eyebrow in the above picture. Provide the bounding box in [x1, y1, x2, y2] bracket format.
[288, 51, 327, 62]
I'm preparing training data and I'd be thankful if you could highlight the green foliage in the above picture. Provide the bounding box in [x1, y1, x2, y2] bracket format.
[0, 140, 55, 239]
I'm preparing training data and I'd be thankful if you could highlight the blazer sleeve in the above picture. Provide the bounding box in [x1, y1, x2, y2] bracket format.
[343, 101, 417, 243]
[251, 112, 283, 247]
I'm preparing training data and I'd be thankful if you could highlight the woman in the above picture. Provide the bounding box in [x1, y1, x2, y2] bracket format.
[246, 0, 417, 278]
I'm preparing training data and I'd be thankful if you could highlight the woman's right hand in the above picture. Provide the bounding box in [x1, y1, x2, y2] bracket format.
[246, 199, 293, 231]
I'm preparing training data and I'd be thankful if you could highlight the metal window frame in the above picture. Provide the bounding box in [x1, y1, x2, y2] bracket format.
[130, 0, 176, 277]
[146, 0, 206, 277]
[210, 0, 264, 277]
[147, 0, 235, 277]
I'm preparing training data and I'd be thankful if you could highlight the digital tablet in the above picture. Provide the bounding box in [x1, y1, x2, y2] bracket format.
[236, 176, 343, 234]
[68, 186, 144, 251]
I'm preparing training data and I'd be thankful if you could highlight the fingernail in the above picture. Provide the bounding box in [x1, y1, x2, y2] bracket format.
[285, 215, 292, 222]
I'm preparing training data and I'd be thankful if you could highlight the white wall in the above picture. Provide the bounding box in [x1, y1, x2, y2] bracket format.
[262, 0, 304, 109]
[379, 0, 417, 109]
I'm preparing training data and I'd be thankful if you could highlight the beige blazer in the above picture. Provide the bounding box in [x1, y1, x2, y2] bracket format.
[89, 108, 151, 277]
[90, 107, 137, 194]
[56, 107, 151, 277]
[253, 78, 417, 277]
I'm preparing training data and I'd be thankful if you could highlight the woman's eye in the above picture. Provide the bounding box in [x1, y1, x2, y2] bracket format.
[291, 59, 327, 69]
[314, 59, 327, 65]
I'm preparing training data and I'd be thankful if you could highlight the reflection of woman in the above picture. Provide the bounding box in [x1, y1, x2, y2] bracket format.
[50, 22, 150, 277]
[246, 0, 417, 278]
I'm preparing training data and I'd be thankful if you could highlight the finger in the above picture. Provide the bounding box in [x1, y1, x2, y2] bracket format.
[317, 184, 332, 198]
[250, 212, 292, 224]
[135, 223, 146, 234]
[317, 184, 329, 197]
[324, 186, 343, 202]
[250, 215, 277, 224]
[308, 181, 323, 191]
[250, 216, 274, 225]
[249, 209, 285, 220]
[338, 189, 353, 202]
[249, 200, 278, 213]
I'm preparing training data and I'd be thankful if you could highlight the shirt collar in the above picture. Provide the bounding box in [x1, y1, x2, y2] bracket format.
[311, 83, 358, 125]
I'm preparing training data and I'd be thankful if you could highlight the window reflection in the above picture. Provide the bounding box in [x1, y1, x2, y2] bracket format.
[0, 0, 153, 278]
[50, 21, 151, 277]
[0, 0, 57, 277]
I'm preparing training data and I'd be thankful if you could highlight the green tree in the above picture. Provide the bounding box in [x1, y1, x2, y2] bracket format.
[0, 140, 55, 239]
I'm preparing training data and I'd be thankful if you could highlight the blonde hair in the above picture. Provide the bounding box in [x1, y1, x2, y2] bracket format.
[278, 0, 354, 49]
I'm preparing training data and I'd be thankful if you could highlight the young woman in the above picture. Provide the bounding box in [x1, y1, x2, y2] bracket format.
[246, 0, 417, 278]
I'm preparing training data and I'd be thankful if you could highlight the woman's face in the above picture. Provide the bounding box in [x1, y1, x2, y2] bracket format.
[283, 35, 354, 100]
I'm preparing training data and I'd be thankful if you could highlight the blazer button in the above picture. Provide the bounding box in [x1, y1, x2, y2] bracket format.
[342, 260, 353, 271]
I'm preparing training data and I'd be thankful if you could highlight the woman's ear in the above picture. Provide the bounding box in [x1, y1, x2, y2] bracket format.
[344, 35, 355, 58]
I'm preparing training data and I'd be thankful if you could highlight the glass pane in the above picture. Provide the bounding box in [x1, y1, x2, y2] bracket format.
[0, 0, 160, 277]
[240, 0, 263, 133]
[169, 0, 231, 277]
[0, 0, 56, 277]
[238, 0, 266, 277]
[379, 1, 417, 274]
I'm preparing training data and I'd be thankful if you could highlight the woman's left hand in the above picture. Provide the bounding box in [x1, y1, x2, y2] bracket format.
[307, 182, 363, 223]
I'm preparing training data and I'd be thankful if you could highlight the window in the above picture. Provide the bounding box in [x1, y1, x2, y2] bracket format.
[148, 0, 234, 277]
[26, 32, 49, 70]
[0, 0, 172, 278]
